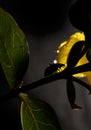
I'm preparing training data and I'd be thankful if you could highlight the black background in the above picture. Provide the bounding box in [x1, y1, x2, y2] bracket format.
[0, 0, 73, 36]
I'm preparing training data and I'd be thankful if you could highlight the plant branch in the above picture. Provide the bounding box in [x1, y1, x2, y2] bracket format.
[0, 72, 64, 103]
[70, 63, 91, 75]
[0, 63, 91, 103]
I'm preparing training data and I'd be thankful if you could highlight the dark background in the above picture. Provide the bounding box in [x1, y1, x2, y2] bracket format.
[0, 0, 91, 130]
[0, 0, 73, 36]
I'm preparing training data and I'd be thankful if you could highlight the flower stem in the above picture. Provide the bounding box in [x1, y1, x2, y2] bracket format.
[0, 63, 91, 103]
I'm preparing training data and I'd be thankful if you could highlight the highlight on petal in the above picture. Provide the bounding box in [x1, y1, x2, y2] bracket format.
[56, 32, 89, 77]
[44, 63, 65, 76]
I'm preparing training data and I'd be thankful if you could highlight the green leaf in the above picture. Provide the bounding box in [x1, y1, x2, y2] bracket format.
[44, 63, 65, 76]
[20, 93, 61, 130]
[0, 8, 29, 88]
[66, 79, 82, 110]
[67, 41, 85, 69]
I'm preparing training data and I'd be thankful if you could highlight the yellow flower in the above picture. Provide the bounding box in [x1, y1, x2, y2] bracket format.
[55, 32, 89, 77]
